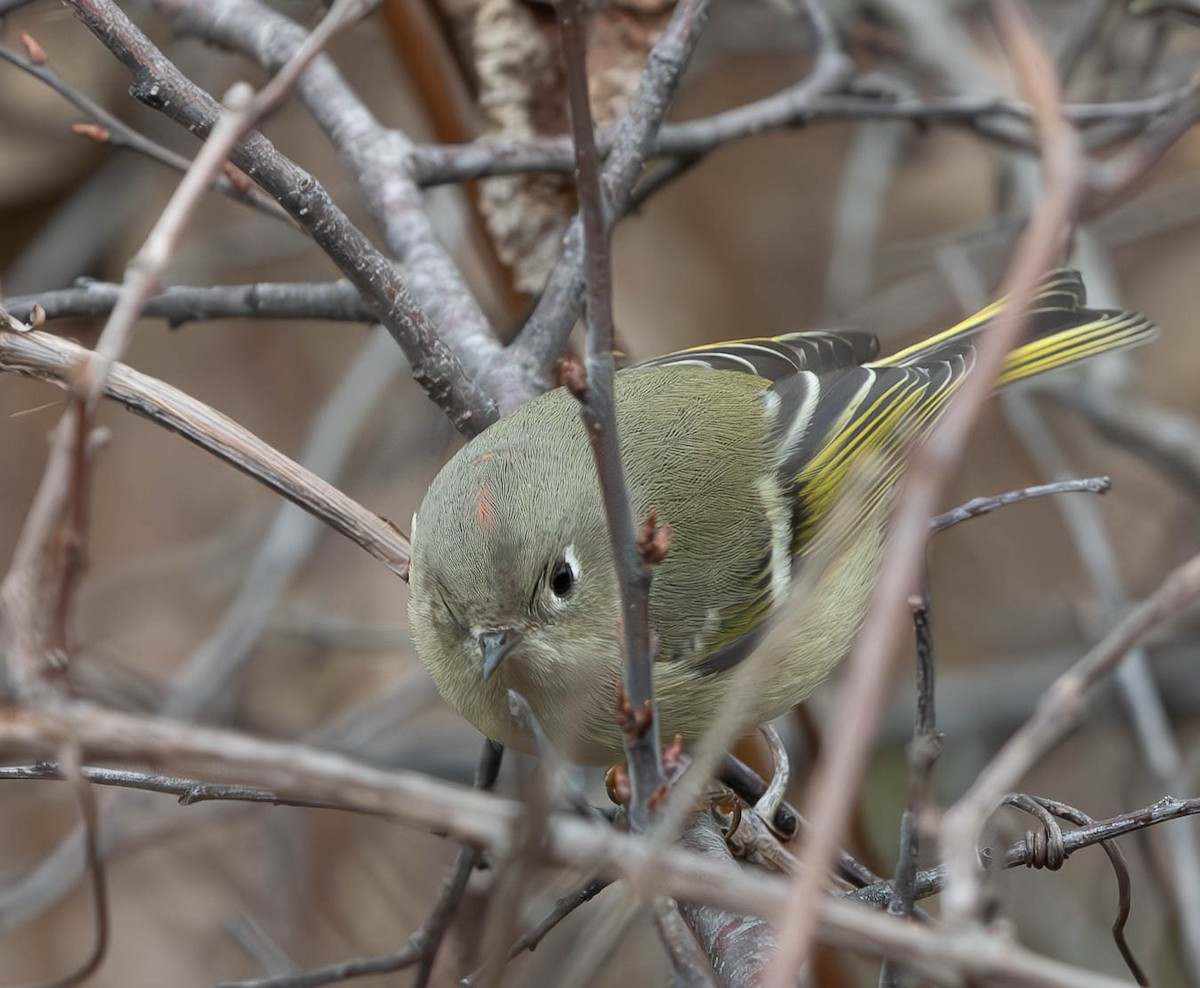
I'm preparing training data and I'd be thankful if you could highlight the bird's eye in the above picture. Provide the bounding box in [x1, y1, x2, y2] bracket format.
[550, 560, 575, 598]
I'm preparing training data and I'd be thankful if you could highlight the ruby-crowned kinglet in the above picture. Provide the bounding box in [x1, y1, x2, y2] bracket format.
[408, 270, 1156, 763]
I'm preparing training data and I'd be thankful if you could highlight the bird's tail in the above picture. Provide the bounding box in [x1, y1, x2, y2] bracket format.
[874, 268, 1159, 384]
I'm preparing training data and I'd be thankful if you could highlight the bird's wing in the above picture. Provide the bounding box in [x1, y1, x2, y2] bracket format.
[683, 359, 964, 677]
[633, 330, 879, 380]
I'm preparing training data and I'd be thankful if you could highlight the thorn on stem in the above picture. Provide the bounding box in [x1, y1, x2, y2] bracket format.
[71, 123, 111, 144]
[662, 734, 685, 775]
[647, 782, 670, 813]
[637, 509, 673, 565]
[557, 356, 588, 400]
[616, 685, 654, 740]
[21, 31, 48, 64]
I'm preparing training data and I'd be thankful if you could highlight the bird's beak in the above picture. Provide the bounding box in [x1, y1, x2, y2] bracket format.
[478, 627, 522, 680]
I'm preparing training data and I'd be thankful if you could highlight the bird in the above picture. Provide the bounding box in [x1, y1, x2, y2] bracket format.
[407, 270, 1157, 763]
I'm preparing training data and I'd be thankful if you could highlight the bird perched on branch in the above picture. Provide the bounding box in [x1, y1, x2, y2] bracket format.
[408, 270, 1157, 763]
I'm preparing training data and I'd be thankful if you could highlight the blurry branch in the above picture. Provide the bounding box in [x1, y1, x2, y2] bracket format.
[940, 545, 1200, 918]
[406, 82, 1198, 186]
[769, 3, 1090, 978]
[0, 328, 411, 578]
[0, 36, 289, 222]
[1047, 385, 1200, 499]
[65, 0, 496, 434]
[0, 701, 1149, 988]
[509, 0, 712, 391]
[1005, 388, 1200, 981]
[1, 85, 260, 703]
[162, 326, 405, 720]
[1082, 86, 1200, 215]
[556, 0, 664, 830]
[148, 0, 509, 402]
[10, 749, 1200, 925]
[2, 280, 374, 327]
[218, 741, 504, 988]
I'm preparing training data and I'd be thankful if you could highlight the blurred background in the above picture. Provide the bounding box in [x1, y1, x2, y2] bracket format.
[2, 0, 1200, 984]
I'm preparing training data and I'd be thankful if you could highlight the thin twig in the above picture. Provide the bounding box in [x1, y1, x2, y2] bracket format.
[406, 84, 1196, 186]
[556, 0, 664, 830]
[66, 0, 496, 433]
[878, 594, 942, 988]
[0, 329, 410, 577]
[0, 40, 288, 222]
[510, 0, 711, 390]
[216, 740, 503, 988]
[1028, 796, 1149, 985]
[929, 476, 1111, 533]
[767, 4, 1088, 978]
[851, 792, 1200, 906]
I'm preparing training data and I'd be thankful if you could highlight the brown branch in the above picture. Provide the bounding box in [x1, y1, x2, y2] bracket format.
[0, 39, 289, 222]
[939, 544, 1200, 917]
[0, 701, 1188, 988]
[148, 0, 511, 402]
[0, 328, 411, 578]
[405, 83, 1196, 186]
[767, 2, 1088, 978]
[509, 0, 712, 391]
[65, 0, 496, 434]
[555, 0, 663, 830]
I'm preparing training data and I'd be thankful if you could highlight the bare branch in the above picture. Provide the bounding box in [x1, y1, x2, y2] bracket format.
[929, 476, 1111, 533]
[406, 83, 1196, 186]
[510, 0, 712, 391]
[65, 0, 496, 433]
[556, 0, 665, 830]
[0, 329, 411, 577]
[768, 3, 1088, 977]
[2, 280, 373, 327]
[149, 0, 506, 396]
[0, 38, 289, 222]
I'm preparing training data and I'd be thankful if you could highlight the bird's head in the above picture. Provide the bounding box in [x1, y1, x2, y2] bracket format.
[407, 407, 620, 707]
